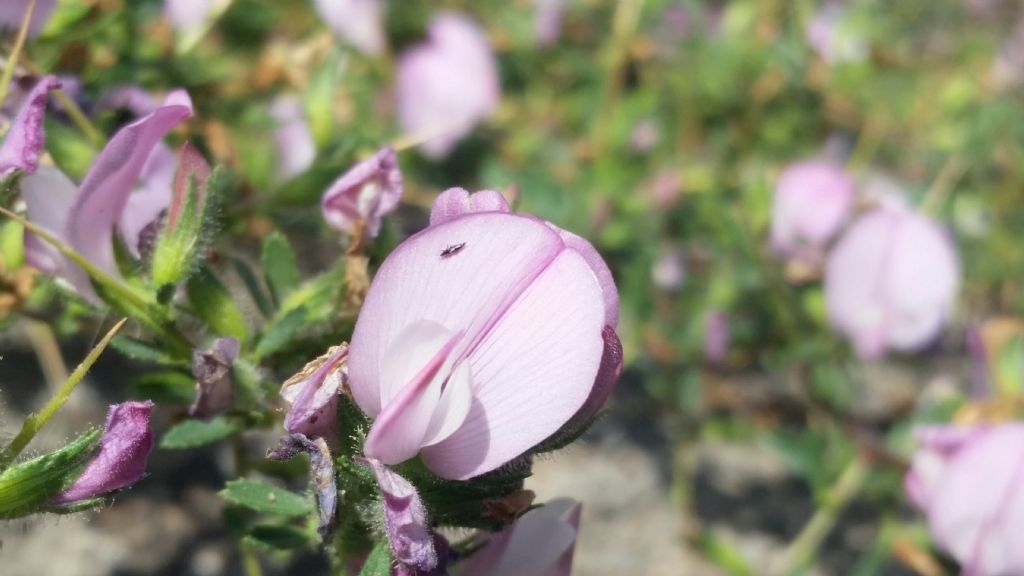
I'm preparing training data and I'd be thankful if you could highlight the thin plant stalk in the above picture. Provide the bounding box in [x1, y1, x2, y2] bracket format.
[21, 318, 69, 392]
[0, 0, 36, 107]
[0, 318, 127, 471]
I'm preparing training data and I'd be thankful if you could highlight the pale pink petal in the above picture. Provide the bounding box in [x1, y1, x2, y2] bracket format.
[422, 247, 604, 479]
[22, 166, 77, 275]
[60, 90, 192, 296]
[0, 0, 57, 37]
[313, 0, 387, 56]
[428, 187, 510, 226]
[363, 322, 460, 465]
[164, 0, 219, 33]
[269, 96, 316, 182]
[361, 458, 437, 571]
[0, 75, 60, 178]
[548, 225, 619, 327]
[771, 161, 854, 255]
[282, 344, 348, 446]
[321, 147, 401, 237]
[118, 142, 178, 258]
[534, 0, 566, 46]
[421, 361, 472, 447]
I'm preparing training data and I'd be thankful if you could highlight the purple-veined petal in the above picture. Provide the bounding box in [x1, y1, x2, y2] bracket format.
[396, 13, 499, 159]
[21, 166, 77, 275]
[60, 90, 192, 298]
[429, 187, 510, 226]
[320, 147, 402, 237]
[453, 499, 581, 576]
[360, 457, 437, 571]
[52, 401, 155, 505]
[422, 361, 472, 447]
[313, 0, 387, 56]
[269, 96, 316, 182]
[0, 75, 60, 179]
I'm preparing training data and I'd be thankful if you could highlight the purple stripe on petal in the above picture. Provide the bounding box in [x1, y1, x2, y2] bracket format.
[0, 75, 60, 179]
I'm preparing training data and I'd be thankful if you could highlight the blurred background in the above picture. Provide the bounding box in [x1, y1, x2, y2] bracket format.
[2, 0, 1024, 574]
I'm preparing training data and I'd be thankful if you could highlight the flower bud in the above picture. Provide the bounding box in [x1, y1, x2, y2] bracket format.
[320, 147, 402, 238]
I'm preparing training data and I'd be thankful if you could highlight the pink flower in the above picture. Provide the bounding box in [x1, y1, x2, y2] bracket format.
[0, 0, 57, 37]
[320, 147, 402, 237]
[361, 457, 437, 572]
[824, 206, 960, 358]
[347, 188, 620, 480]
[452, 499, 581, 576]
[396, 13, 500, 159]
[534, 0, 566, 46]
[771, 161, 855, 257]
[52, 401, 155, 505]
[0, 75, 60, 180]
[704, 311, 728, 366]
[651, 246, 686, 292]
[313, 0, 386, 55]
[806, 2, 867, 65]
[269, 96, 316, 182]
[21, 90, 193, 302]
[163, 0, 222, 34]
[905, 424, 1024, 575]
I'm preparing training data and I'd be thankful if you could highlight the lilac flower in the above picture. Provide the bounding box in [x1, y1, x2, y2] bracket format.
[280, 344, 348, 447]
[825, 206, 960, 359]
[534, 0, 566, 46]
[651, 246, 686, 292]
[190, 336, 240, 417]
[905, 424, 1024, 575]
[396, 13, 500, 159]
[97, 85, 160, 117]
[313, 0, 386, 56]
[806, 2, 868, 65]
[163, 0, 222, 34]
[361, 457, 437, 572]
[347, 187, 620, 480]
[0, 0, 57, 37]
[52, 401, 155, 505]
[0, 75, 59, 180]
[704, 311, 728, 366]
[452, 499, 582, 576]
[21, 90, 193, 302]
[320, 147, 401, 237]
[771, 161, 855, 257]
[269, 96, 316, 182]
[629, 119, 660, 154]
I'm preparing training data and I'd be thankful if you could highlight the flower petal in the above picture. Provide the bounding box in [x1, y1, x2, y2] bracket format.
[60, 90, 192, 297]
[548, 224, 619, 327]
[118, 142, 178, 259]
[361, 457, 437, 571]
[321, 146, 402, 237]
[0, 75, 60, 178]
[429, 187, 510, 226]
[21, 166, 77, 275]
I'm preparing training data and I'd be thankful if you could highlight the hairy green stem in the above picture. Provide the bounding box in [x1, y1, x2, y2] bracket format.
[0, 318, 126, 470]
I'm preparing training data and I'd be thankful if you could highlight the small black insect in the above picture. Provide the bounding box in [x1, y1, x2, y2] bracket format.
[440, 242, 466, 258]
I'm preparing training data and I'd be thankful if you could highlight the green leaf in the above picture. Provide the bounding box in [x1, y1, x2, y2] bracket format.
[254, 306, 307, 359]
[130, 371, 196, 404]
[358, 541, 394, 576]
[261, 231, 300, 308]
[160, 416, 238, 449]
[111, 336, 185, 366]
[244, 524, 313, 550]
[185, 266, 249, 342]
[0, 428, 100, 519]
[218, 478, 313, 518]
[230, 256, 274, 318]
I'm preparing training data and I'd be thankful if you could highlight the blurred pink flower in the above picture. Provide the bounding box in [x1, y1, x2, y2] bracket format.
[347, 187, 620, 480]
[534, 0, 566, 46]
[163, 0, 222, 33]
[651, 246, 686, 292]
[452, 499, 581, 576]
[0, 75, 59, 180]
[704, 311, 728, 365]
[22, 90, 193, 302]
[0, 0, 56, 37]
[771, 161, 855, 257]
[52, 401, 155, 505]
[313, 0, 386, 55]
[629, 119, 660, 154]
[396, 13, 500, 159]
[269, 96, 316, 182]
[321, 147, 401, 237]
[806, 2, 867, 65]
[906, 424, 1024, 575]
[825, 206, 960, 358]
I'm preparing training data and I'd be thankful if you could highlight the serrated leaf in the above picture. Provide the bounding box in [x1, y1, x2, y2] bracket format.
[130, 371, 196, 404]
[0, 429, 100, 519]
[160, 416, 238, 449]
[254, 306, 307, 359]
[219, 478, 312, 518]
[244, 524, 313, 550]
[358, 541, 394, 576]
[186, 266, 249, 342]
[261, 232, 300, 308]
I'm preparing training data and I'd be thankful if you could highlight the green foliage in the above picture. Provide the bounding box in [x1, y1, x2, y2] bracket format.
[244, 524, 314, 550]
[185, 266, 249, 342]
[0, 429, 100, 519]
[261, 231, 301, 308]
[358, 541, 394, 576]
[219, 478, 313, 518]
[160, 417, 239, 449]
